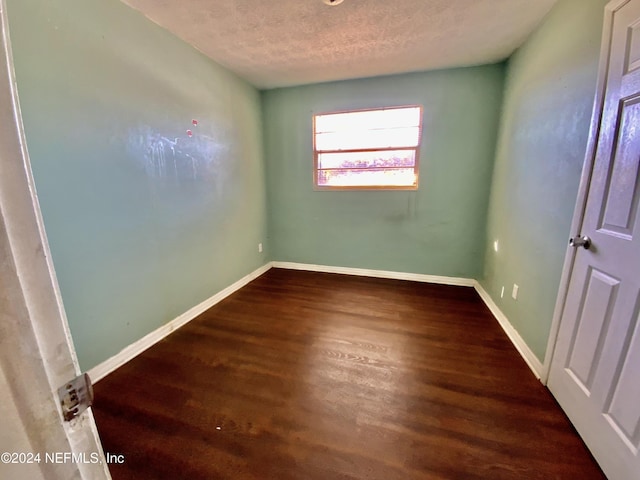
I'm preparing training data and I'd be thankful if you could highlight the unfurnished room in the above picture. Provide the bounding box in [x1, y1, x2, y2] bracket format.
[0, 0, 638, 479]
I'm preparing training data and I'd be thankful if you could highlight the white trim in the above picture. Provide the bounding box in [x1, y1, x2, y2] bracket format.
[90, 260, 545, 390]
[1, 2, 110, 477]
[542, 0, 625, 384]
[89, 263, 272, 383]
[274, 263, 543, 378]
[473, 281, 544, 380]
[271, 261, 475, 286]
[90, 260, 474, 383]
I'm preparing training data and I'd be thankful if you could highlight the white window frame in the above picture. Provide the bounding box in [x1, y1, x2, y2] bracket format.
[313, 105, 423, 190]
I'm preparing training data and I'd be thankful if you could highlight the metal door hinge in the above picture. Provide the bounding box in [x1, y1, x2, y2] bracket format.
[57, 373, 94, 421]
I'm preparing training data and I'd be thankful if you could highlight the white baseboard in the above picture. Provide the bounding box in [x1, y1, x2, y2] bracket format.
[275, 263, 542, 379]
[272, 261, 475, 287]
[89, 260, 543, 386]
[473, 281, 544, 380]
[88, 263, 273, 383]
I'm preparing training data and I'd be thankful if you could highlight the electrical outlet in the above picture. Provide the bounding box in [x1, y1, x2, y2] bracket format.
[512, 284, 519, 300]
[500, 286, 504, 298]
[258, 243, 263, 253]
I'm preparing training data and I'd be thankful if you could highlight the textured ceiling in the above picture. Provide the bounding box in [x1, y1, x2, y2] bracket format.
[121, 0, 558, 89]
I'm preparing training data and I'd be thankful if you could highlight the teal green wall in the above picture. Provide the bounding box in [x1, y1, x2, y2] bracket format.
[7, 0, 268, 370]
[480, 0, 607, 361]
[263, 66, 505, 277]
[6, 0, 608, 373]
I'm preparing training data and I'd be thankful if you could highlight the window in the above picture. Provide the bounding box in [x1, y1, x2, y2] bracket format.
[313, 105, 423, 190]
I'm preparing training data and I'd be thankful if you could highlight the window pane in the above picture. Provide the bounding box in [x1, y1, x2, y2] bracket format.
[317, 168, 417, 187]
[318, 150, 415, 169]
[315, 126, 420, 150]
[313, 105, 422, 189]
[315, 107, 421, 133]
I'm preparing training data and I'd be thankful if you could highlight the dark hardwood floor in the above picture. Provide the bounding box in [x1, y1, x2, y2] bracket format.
[92, 268, 605, 480]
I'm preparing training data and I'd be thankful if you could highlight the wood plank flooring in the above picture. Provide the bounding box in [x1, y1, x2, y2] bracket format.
[92, 268, 605, 480]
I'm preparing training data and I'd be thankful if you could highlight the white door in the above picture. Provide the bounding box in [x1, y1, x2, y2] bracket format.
[0, 2, 110, 479]
[548, 1, 640, 479]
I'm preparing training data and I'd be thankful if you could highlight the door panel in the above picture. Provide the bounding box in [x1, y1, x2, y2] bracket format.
[626, 21, 640, 72]
[566, 268, 619, 392]
[548, 1, 640, 479]
[605, 310, 640, 446]
[600, 97, 640, 236]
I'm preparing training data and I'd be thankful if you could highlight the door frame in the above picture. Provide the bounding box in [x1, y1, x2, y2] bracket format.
[542, 0, 630, 383]
[0, 1, 109, 478]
